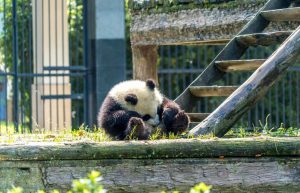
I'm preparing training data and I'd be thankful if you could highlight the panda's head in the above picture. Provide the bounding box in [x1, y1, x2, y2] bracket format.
[109, 79, 163, 126]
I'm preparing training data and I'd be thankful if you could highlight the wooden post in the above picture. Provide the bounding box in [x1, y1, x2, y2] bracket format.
[189, 26, 300, 137]
[31, 0, 71, 131]
[132, 45, 158, 83]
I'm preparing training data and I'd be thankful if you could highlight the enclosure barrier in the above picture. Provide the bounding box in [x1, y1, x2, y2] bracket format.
[128, 0, 300, 130]
[0, 137, 299, 192]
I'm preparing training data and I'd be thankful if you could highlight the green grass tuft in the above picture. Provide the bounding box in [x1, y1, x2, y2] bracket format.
[0, 120, 299, 144]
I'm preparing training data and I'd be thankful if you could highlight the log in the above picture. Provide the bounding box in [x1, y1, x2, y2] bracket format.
[2, 157, 298, 193]
[132, 45, 158, 83]
[0, 137, 299, 161]
[0, 138, 299, 192]
[189, 25, 300, 137]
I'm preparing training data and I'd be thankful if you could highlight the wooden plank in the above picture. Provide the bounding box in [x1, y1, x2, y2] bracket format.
[261, 7, 300, 22]
[0, 137, 299, 160]
[190, 86, 238, 97]
[175, 0, 291, 112]
[187, 113, 210, 122]
[236, 31, 292, 47]
[215, 59, 266, 72]
[160, 39, 230, 46]
[189, 25, 300, 137]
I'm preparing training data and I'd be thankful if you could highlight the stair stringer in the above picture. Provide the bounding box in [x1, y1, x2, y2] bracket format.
[174, 0, 291, 112]
[189, 26, 300, 137]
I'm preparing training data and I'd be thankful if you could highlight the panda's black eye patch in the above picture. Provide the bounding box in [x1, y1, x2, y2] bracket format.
[124, 94, 138, 105]
[142, 114, 151, 121]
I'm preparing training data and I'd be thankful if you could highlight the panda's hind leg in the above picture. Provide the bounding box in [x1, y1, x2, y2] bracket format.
[125, 117, 152, 140]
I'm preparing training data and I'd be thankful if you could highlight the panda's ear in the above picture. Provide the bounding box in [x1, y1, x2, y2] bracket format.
[146, 79, 156, 90]
[124, 94, 138, 105]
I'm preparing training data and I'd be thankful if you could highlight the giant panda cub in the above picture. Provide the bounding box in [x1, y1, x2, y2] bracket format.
[98, 79, 190, 140]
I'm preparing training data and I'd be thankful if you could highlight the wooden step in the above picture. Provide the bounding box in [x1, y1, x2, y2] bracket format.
[215, 59, 266, 72]
[189, 86, 238, 97]
[236, 31, 292, 47]
[261, 7, 300, 22]
[162, 39, 230, 46]
[187, 113, 210, 122]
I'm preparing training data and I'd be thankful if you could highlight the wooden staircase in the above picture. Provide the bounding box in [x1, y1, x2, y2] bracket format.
[175, 0, 300, 137]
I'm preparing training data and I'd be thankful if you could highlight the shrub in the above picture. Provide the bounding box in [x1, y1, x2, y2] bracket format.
[3, 171, 211, 193]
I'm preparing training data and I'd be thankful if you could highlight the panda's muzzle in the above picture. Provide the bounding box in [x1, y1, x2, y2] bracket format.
[143, 114, 160, 126]
[142, 114, 151, 121]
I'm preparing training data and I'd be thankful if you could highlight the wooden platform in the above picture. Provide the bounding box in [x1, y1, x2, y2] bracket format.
[0, 137, 299, 192]
[130, 0, 299, 46]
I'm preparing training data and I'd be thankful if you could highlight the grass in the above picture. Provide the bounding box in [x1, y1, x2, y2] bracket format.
[0, 122, 299, 144]
[0, 124, 112, 144]
[0, 121, 19, 134]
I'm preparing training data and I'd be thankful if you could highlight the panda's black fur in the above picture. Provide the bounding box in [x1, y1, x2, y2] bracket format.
[98, 79, 190, 140]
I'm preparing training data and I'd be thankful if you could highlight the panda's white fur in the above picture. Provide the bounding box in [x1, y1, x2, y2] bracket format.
[108, 80, 163, 126]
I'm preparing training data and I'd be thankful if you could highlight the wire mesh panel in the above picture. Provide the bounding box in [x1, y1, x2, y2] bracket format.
[0, 0, 89, 133]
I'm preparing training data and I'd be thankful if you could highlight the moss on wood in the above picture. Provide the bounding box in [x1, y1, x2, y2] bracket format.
[0, 136, 299, 192]
[130, 0, 292, 45]
[128, 0, 268, 15]
[0, 137, 299, 161]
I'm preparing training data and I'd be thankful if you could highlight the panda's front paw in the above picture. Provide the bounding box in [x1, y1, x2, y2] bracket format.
[128, 117, 144, 127]
[125, 117, 151, 140]
[164, 110, 190, 134]
[162, 107, 179, 128]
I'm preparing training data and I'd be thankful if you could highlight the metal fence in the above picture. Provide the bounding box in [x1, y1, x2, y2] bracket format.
[128, 44, 300, 129]
[169, 45, 300, 129]
[0, 0, 89, 133]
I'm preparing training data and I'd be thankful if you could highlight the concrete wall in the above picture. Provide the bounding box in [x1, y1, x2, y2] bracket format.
[85, 0, 126, 126]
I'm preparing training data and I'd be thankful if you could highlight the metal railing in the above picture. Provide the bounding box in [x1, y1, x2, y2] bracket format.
[0, 0, 89, 133]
